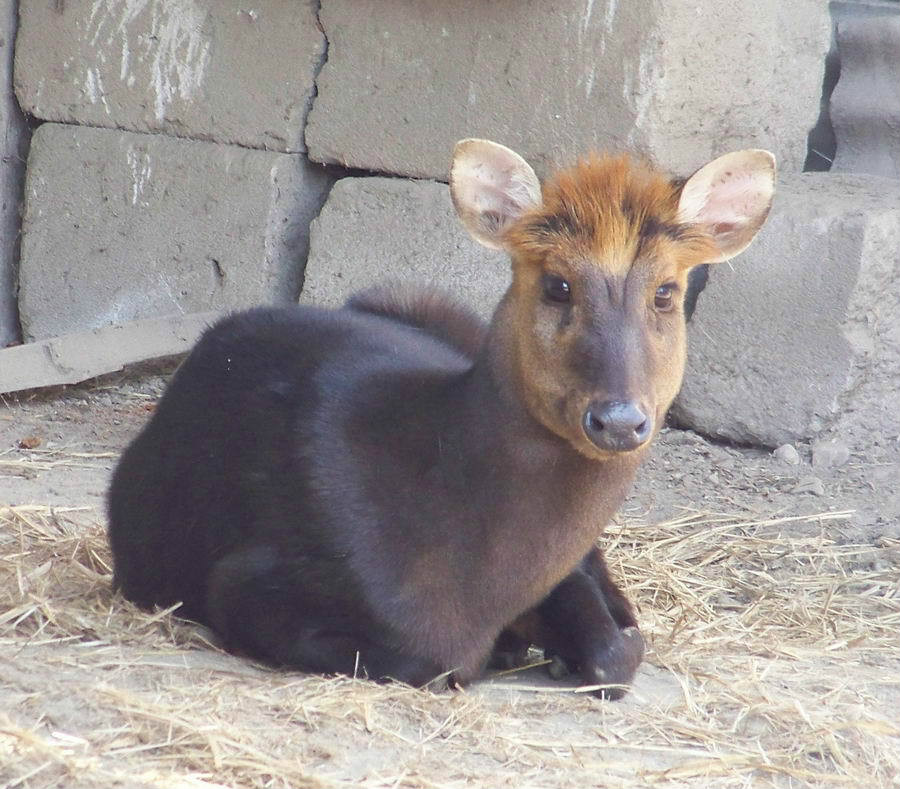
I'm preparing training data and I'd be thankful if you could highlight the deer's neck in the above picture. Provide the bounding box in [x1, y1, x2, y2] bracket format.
[445, 295, 642, 570]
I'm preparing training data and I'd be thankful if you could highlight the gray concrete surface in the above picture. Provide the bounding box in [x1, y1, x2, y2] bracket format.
[673, 174, 900, 447]
[830, 3, 900, 178]
[0, 1, 29, 347]
[14, 0, 324, 152]
[302, 177, 507, 319]
[18, 123, 333, 342]
[306, 0, 829, 179]
[0, 311, 218, 394]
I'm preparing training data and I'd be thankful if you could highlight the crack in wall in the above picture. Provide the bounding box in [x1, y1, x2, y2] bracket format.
[804, 3, 842, 172]
[302, 0, 328, 154]
[1, 0, 31, 347]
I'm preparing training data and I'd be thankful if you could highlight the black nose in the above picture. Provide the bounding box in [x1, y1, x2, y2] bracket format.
[583, 401, 652, 452]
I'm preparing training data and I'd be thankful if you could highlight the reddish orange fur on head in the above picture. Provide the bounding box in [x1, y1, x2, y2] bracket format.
[504, 154, 720, 273]
[450, 139, 775, 460]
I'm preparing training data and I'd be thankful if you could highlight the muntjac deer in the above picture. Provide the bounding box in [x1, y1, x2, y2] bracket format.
[108, 140, 774, 699]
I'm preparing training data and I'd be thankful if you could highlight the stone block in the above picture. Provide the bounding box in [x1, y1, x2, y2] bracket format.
[830, 3, 900, 178]
[307, 0, 829, 179]
[19, 123, 334, 341]
[672, 174, 900, 448]
[301, 177, 507, 318]
[14, 0, 324, 152]
[0, 2, 29, 347]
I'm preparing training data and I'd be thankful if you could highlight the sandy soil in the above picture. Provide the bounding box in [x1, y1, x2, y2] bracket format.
[1, 366, 898, 788]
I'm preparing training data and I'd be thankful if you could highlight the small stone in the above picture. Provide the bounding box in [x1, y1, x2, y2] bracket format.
[774, 443, 801, 465]
[712, 592, 742, 609]
[793, 476, 826, 496]
[812, 438, 851, 469]
[737, 713, 772, 737]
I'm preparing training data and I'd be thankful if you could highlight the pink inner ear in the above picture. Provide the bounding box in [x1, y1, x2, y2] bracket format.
[477, 179, 523, 215]
[451, 139, 542, 249]
[678, 150, 775, 261]
[699, 170, 773, 229]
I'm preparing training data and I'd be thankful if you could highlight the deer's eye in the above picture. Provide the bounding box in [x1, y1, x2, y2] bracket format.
[654, 283, 676, 311]
[542, 274, 571, 304]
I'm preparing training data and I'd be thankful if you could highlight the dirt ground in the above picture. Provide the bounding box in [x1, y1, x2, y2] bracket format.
[1, 364, 898, 788]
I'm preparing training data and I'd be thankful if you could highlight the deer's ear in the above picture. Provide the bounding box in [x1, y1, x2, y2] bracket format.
[450, 139, 542, 250]
[677, 150, 776, 262]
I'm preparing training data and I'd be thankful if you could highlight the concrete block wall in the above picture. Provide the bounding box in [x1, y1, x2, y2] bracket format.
[671, 175, 900, 447]
[301, 178, 506, 318]
[14, 0, 325, 152]
[20, 123, 332, 340]
[307, 0, 830, 179]
[10, 0, 334, 345]
[3, 0, 897, 449]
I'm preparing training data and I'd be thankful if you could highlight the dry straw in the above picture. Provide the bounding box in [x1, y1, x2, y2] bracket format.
[1, 503, 898, 788]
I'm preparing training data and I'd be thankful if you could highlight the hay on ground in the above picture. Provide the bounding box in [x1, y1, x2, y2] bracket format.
[1, 504, 898, 788]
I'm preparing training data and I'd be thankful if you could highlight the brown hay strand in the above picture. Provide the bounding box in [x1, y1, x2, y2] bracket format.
[1, 504, 898, 788]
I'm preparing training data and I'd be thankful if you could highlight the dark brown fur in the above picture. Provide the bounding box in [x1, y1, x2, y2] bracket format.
[107, 152, 725, 699]
[347, 285, 486, 359]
